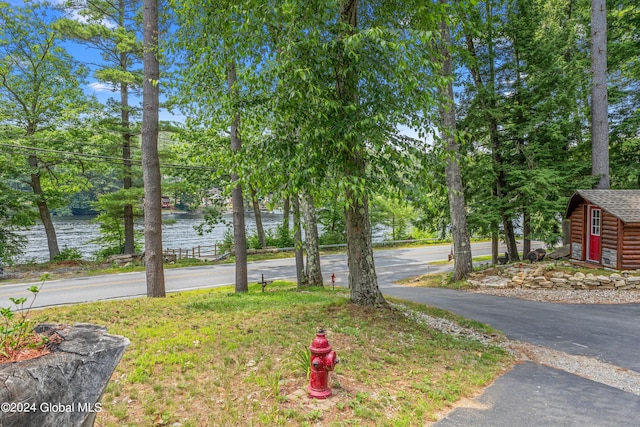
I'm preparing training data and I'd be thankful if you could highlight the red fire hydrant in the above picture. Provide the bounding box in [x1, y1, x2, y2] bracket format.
[308, 329, 338, 399]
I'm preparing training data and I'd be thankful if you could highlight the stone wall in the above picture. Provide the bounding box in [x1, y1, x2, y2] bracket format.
[509, 267, 640, 290]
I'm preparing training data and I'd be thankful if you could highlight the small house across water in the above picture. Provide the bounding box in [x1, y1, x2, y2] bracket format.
[565, 190, 640, 270]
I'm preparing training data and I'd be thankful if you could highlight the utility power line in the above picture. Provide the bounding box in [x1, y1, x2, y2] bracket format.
[0, 143, 217, 173]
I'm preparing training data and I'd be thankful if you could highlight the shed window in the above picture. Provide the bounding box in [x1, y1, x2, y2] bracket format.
[591, 209, 601, 236]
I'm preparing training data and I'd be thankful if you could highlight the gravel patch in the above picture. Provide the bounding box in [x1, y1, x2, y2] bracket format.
[467, 288, 640, 304]
[393, 303, 507, 347]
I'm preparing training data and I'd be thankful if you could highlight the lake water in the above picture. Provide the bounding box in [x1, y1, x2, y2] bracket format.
[17, 211, 286, 263]
[18, 212, 391, 263]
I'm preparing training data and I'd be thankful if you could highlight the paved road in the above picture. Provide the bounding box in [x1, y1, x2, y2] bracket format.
[0, 243, 484, 309]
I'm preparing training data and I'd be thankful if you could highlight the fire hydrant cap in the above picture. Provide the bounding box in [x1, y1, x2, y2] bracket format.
[310, 329, 332, 355]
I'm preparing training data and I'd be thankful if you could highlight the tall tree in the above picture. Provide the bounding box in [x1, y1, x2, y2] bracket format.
[226, 60, 248, 293]
[458, 0, 519, 261]
[261, 0, 440, 304]
[169, 0, 268, 293]
[436, 0, 473, 280]
[0, 1, 92, 261]
[142, 0, 165, 297]
[590, 0, 609, 189]
[455, 0, 594, 253]
[57, 0, 143, 254]
[337, 0, 384, 305]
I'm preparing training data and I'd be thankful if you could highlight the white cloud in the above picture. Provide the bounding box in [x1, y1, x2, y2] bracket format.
[88, 82, 115, 92]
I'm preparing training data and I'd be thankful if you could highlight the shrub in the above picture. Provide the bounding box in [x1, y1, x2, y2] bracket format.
[0, 274, 48, 361]
[53, 246, 83, 262]
[219, 227, 235, 253]
[318, 231, 346, 245]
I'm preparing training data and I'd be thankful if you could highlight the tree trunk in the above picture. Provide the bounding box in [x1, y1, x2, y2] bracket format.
[293, 194, 305, 287]
[301, 190, 323, 286]
[345, 189, 385, 305]
[282, 196, 290, 232]
[227, 61, 248, 293]
[437, 8, 473, 281]
[250, 186, 266, 248]
[121, 79, 135, 255]
[28, 155, 59, 261]
[338, 0, 385, 306]
[523, 210, 531, 256]
[142, 0, 165, 297]
[562, 219, 571, 246]
[590, 0, 609, 189]
[491, 230, 498, 265]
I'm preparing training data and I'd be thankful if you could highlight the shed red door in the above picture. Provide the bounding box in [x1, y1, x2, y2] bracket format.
[587, 207, 601, 262]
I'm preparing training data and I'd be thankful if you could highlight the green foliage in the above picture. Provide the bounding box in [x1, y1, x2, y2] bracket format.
[318, 231, 346, 246]
[219, 227, 235, 254]
[0, 176, 35, 263]
[0, 1, 98, 260]
[0, 274, 48, 359]
[247, 225, 294, 249]
[608, 0, 640, 189]
[293, 348, 311, 381]
[193, 203, 226, 236]
[370, 195, 416, 241]
[53, 246, 83, 262]
[317, 202, 347, 245]
[91, 188, 144, 258]
[452, 0, 599, 246]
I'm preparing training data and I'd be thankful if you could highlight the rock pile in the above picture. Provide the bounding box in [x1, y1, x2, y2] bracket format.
[469, 264, 640, 290]
[510, 268, 640, 290]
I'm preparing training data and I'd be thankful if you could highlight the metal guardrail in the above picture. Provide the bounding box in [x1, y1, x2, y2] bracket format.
[163, 244, 220, 259]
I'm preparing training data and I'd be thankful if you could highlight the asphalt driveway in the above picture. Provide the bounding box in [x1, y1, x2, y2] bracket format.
[381, 286, 640, 426]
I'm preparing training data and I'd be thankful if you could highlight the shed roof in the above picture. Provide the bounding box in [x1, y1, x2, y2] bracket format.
[566, 190, 640, 223]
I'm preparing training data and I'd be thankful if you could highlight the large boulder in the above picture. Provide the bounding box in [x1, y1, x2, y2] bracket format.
[0, 323, 129, 427]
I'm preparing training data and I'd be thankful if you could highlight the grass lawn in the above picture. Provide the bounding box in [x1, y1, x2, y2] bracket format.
[33, 281, 512, 426]
[398, 273, 472, 290]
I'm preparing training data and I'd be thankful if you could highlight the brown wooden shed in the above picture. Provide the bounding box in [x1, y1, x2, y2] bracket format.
[565, 190, 640, 270]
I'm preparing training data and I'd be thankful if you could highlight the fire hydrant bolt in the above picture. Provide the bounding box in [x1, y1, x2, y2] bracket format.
[308, 329, 338, 399]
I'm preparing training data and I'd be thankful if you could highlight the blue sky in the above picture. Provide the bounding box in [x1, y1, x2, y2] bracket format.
[7, 0, 426, 137]
[7, 0, 182, 123]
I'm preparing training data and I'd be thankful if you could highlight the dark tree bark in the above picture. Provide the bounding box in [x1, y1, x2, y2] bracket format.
[337, 0, 385, 306]
[523, 210, 531, 256]
[301, 190, 323, 286]
[591, 0, 609, 189]
[142, 0, 165, 297]
[28, 154, 60, 261]
[491, 231, 498, 265]
[117, 1, 135, 255]
[501, 215, 520, 262]
[562, 219, 571, 246]
[292, 194, 305, 287]
[226, 61, 248, 293]
[282, 196, 290, 232]
[250, 186, 266, 248]
[121, 79, 135, 254]
[437, 8, 473, 281]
